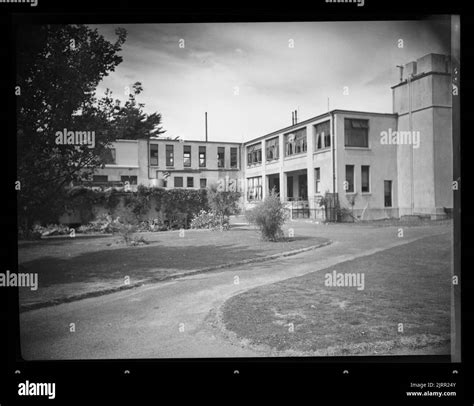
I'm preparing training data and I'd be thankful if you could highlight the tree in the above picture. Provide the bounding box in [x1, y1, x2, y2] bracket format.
[16, 24, 128, 232]
[113, 82, 166, 140]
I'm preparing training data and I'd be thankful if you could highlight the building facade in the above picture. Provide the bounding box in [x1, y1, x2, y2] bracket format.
[90, 53, 453, 220]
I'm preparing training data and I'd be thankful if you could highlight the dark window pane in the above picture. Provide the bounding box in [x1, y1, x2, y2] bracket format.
[166, 145, 174, 166]
[150, 144, 158, 166]
[361, 166, 370, 193]
[230, 147, 238, 168]
[200, 178, 207, 188]
[344, 119, 369, 147]
[93, 175, 108, 183]
[218, 147, 225, 168]
[199, 146, 206, 167]
[183, 145, 191, 167]
[345, 165, 354, 193]
[174, 176, 183, 187]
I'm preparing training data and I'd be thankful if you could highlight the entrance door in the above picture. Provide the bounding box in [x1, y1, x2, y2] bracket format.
[384, 180, 392, 207]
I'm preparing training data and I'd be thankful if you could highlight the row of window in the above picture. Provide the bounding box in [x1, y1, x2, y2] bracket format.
[344, 165, 370, 193]
[150, 144, 238, 169]
[92, 175, 137, 184]
[246, 118, 369, 166]
[172, 177, 207, 189]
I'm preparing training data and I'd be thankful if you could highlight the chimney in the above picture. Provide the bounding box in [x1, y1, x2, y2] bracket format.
[294, 110, 298, 124]
[291, 111, 294, 126]
[205, 112, 208, 142]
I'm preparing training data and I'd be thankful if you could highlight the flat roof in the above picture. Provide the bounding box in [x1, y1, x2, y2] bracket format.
[244, 109, 397, 146]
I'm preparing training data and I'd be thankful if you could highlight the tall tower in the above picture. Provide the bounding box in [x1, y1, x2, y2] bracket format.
[391, 53, 453, 219]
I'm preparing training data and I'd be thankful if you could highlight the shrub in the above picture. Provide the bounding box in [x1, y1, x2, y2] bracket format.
[190, 210, 230, 231]
[246, 191, 288, 241]
[32, 223, 72, 237]
[207, 183, 241, 224]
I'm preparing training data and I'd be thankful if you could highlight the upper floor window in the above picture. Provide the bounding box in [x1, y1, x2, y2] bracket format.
[217, 147, 225, 168]
[150, 144, 158, 166]
[101, 148, 116, 165]
[266, 137, 279, 161]
[199, 146, 206, 167]
[247, 143, 262, 166]
[344, 118, 369, 148]
[314, 121, 330, 150]
[183, 145, 191, 167]
[166, 145, 174, 167]
[285, 128, 307, 156]
[230, 147, 238, 168]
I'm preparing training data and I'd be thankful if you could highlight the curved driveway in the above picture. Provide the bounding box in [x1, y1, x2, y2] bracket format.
[19, 222, 451, 359]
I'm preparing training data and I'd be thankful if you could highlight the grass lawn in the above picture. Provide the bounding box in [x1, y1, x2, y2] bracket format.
[18, 226, 328, 309]
[221, 233, 452, 356]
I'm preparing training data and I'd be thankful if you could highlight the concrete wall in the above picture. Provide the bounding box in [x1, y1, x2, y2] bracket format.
[334, 112, 399, 218]
[392, 62, 452, 218]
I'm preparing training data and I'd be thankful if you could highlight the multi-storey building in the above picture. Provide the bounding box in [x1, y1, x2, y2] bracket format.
[90, 53, 453, 220]
[91, 138, 242, 191]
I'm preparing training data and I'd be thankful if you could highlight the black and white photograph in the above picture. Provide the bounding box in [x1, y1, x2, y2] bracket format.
[13, 16, 460, 365]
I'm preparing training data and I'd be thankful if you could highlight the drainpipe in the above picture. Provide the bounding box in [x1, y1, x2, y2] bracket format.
[330, 111, 336, 220]
[408, 74, 414, 215]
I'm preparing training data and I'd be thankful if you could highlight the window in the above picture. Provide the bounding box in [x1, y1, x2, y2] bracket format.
[200, 178, 207, 189]
[384, 180, 392, 207]
[314, 121, 330, 150]
[285, 128, 307, 156]
[101, 148, 116, 164]
[230, 147, 238, 168]
[315, 168, 321, 194]
[199, 146, 206, 167]
[247, 143, 262, 166]
[183, 145, 191, 167]
[166, 145, 174, 166]
[344, 118, 369, 147]
[218, 147, 225, 168]
[174, 177, 183, 187]
[121, 175, 137, 185]
[187, 176, 194, 188]
[345, 165, 355, 193]
[361, 166, 370, 193]
[92, 175, 108, 183]
[266, 137, 279, 161]
[150, 144, 158, 166]
[247, 176, 262, 201]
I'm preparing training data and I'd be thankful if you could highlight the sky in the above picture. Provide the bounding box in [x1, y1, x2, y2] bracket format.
[90, 18, 451, 143]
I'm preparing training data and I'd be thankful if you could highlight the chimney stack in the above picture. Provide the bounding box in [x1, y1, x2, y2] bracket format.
[291, 111, 294, 126]
[205, 112, 208, 142]
[294, 110, 298, 124]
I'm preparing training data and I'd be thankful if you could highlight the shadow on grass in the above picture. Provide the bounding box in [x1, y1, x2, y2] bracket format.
[18, 243, 288, 288]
